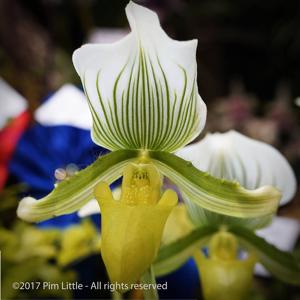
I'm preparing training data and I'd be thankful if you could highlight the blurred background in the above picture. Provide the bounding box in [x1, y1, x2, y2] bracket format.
[0, 0, 300, 299]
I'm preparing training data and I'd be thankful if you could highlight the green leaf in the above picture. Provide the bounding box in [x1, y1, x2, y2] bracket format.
[229, 226, 300, 285]
[17, 150, 138, 222]
[153, 225, 217, 276]
[149, 151, 281, 219]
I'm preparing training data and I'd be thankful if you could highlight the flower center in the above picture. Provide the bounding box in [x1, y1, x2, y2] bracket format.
[121, 162, 162, 206]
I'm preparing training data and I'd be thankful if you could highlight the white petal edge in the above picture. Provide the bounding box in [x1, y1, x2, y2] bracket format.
[72, 1, 206, 151]
[176, 130, 297, 205]
[35, 84, 92, 130]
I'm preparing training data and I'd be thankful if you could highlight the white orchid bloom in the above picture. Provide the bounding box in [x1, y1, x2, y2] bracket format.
[177, 130, 296, 228]
[17, 2, 282, 289]
[17, 2, 281, 224]
[159, 130, 298, 293]
[177, 130, 296, 205]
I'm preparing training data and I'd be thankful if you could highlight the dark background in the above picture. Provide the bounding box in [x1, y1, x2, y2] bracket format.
[1, 0, 300, 104]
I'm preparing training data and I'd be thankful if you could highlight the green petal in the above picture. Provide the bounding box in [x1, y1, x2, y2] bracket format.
[17, 150, 138, 222]
[149, 151, 281, 218]
[153, 225, 217, 276]
[229, 226, 300, 285]
[186, 201, 272, 230]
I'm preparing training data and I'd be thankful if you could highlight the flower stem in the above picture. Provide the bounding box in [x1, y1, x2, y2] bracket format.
[112, 291, 122, 300]
[140, 265, 159, 300]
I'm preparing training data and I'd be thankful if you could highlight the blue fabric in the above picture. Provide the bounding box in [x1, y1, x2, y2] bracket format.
[9, 124, 107, 228]
[157, 257, 200, 299]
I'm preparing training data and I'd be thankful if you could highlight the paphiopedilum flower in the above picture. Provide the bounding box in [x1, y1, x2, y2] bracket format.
[193, 231, 256, 300]
[177, 130, 296, 229]
[17, 2, 281, 288]
[152, 131, 299, 296]
[177, 130, 298, 283]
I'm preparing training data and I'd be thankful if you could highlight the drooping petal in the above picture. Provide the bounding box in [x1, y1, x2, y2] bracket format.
[72, 1, 206, 152]
[176, 130, 296, 229]
[149, 151, 281, 218]
[185, 199, 272, 230]
[17, 150, 138, 222]
[177, 130, 296, 205]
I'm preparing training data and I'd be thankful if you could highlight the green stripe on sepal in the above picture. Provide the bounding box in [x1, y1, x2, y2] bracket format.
[153, 226, 217, 276]
[17, 150, 138, 222]
[149, 151, 281, 218]
[229, 226, 300, 285]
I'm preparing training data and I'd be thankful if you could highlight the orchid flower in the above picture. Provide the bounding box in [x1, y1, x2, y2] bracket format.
[194, 231, 256, 300]
[154, 131, 299, 300]
[177, 130, 297, 229]
[17, 2, 281, 291]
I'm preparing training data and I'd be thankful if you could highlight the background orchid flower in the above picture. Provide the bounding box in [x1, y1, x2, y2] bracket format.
[193, 231, 256, 300]
[17, 1, 282, 290]
[153, 130, 299, 296]
[177, 130, 297, 229]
